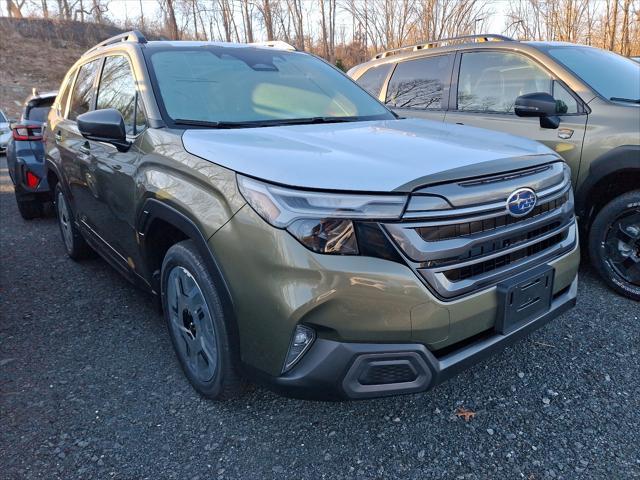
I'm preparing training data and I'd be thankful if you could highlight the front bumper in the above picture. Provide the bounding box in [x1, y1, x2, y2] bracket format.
[267, 275, 577, 400]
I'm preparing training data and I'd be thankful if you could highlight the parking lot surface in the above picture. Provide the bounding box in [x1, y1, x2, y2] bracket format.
[1, 156, 639, 479]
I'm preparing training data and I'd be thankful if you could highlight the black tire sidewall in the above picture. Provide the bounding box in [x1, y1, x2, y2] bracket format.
[161, 240, 237, 399]
[589, 190, 640, 301]
[15, 193, 43, 220]
[54, 184, 88, 259]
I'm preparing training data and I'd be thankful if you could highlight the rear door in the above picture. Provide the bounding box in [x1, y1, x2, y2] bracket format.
[384, 54, 454, 123]
[444, 50, 587, 182]
[56, 58, 102, 218]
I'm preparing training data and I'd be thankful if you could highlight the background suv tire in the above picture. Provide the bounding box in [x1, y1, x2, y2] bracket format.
[161, 240, 241, 399]
[589, 190, 640, 301]
[15, 193, 43, 220]
[54, 184, 92, 260]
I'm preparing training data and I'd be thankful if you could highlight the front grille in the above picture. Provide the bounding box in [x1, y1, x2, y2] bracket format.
[442, 231, 566, 281]
[383, 162, 577, 299]
[415, 192, 569, 242]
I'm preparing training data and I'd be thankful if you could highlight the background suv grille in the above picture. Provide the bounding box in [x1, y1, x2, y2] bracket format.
[383, 162, 577, 299]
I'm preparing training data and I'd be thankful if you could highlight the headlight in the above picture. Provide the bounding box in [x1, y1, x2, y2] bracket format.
[237, 175, 408, 255]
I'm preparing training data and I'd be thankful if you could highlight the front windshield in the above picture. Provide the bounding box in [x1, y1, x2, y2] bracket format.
[148, 47, 393, 125]
[547, 46, 640, 101]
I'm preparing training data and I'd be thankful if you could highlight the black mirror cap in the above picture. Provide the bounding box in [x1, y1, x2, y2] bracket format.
[514, 92, 558, 117]
[77, 108, 130, 151]
[515, 92, 560, 129]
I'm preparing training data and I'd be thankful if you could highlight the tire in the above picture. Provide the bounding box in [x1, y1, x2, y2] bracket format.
[54, 184, 92, 260]
[588, 190, 640, 301]
[161, 240, 242, 399]
[15, 193, 43, 220]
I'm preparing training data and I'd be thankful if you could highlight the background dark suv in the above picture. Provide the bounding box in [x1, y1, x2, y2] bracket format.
[6, 89, 57, 219]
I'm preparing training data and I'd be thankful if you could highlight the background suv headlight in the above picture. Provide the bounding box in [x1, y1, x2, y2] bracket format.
[237, 174, 408, 255]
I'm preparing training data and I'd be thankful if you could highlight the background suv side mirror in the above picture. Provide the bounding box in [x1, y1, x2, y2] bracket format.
[514, 92, 560, 129]
[77, 109, 130, 151]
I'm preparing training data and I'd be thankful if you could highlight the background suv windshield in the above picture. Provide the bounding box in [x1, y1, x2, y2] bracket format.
[147, 47, 393, 124]
[547, 46, 640, 101]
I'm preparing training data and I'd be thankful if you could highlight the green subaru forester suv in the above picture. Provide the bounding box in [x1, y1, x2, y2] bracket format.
[45, 32, 579, 400]
[349, 34, 640, 301]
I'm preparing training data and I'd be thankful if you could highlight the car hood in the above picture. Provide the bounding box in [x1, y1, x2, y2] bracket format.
[182, 118, 559, 192]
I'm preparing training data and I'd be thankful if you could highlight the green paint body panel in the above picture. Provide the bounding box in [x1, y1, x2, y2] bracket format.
[210, 205, 580, 376]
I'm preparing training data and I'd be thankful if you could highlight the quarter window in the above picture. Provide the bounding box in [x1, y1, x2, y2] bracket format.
[356, 64, 392, 97]
[97, 55, 146, 135]
[68, 59, 101, 121]
[385, 55, 453, 110]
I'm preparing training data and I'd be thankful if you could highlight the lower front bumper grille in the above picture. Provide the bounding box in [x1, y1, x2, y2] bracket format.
[267, 277, 578, 400]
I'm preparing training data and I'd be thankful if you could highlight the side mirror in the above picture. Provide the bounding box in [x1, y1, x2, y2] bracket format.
[514, 92, 560, 129]
[77, 108, 130, 151]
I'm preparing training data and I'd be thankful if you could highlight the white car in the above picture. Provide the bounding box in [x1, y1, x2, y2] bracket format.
[0, 110, 11, 153]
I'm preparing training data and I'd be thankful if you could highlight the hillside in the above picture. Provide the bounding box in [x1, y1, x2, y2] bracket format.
[0, 18, 130, 118]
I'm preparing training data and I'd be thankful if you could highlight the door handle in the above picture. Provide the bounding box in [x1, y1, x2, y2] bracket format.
[112, 164, 122, 171]
[456, 122, 464, 125]
[79, 144, 91, 155]
[55, 131, 62, 142]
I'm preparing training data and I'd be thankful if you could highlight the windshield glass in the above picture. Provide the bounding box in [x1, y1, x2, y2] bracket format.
[147, 47, 393, 125]
[0, 111, 6, 122]
[547, 46, 640, 101]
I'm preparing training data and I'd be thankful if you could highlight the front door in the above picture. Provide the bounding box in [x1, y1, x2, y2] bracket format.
[444, 50, 587, 182]
[87, 54, 147, 270]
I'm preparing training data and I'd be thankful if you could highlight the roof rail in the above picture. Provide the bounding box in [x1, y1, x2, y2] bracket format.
[249, 40, 296, 51]
[373, 34, 514, 60]
[85, 30, 147, 55]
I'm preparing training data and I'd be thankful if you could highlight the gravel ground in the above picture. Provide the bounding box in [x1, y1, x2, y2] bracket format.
[1, 155, 639, 480]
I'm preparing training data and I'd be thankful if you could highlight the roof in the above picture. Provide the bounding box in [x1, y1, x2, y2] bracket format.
[82, 30, 297, 57]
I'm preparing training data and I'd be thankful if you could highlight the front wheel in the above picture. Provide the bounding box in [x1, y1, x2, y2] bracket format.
[589, 190, 640, 301]
[161, 240, 242, 399]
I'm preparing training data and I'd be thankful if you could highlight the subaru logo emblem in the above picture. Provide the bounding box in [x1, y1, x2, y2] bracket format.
[506, 188, 537, 217]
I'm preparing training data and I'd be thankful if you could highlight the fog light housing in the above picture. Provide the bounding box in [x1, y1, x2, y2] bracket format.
[283, 325, 315, 373]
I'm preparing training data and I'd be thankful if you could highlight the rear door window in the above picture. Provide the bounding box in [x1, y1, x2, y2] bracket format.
[26, 98, 55, 123]
[355, 64, 393, 97]
[68, 59, 101, 121]
[385, 55, 453, 110]
[96, 55, 146, 135]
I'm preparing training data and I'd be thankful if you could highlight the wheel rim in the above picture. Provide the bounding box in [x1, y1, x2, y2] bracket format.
[603, 208, 640, 287]
[57, 190, 74, 252]
[166, 266, 218, 382]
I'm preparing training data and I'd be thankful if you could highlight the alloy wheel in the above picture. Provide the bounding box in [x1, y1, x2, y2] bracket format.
[57, 190, 74, 252]
[604, 209, 640, 287]
[166, 266, 219, 382]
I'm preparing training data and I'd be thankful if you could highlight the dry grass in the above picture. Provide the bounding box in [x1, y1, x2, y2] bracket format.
[0, 18, 125, 118]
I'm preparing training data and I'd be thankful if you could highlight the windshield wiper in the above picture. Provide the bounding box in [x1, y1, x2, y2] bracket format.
[610, 97, 640, 104]
[272, 116, 362, 125]
[174, 119, 260, 129]
[174, 116, 364, 129]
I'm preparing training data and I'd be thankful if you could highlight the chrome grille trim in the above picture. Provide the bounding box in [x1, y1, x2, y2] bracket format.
[404, 164, 570, 220]
[409, 162, 567, 210]
[382, 162, 577, 300]
[419, 222, 576, 298]
[386, 194, 573, 263]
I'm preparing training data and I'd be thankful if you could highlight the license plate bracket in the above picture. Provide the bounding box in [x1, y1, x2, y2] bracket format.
[496, 265, 554, 334]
